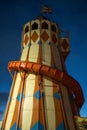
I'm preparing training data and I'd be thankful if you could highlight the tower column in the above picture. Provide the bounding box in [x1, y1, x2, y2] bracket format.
[1, 15, 84, 130]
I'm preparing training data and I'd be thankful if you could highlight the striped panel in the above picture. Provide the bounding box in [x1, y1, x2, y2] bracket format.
[42, 43, 51, 66]
[43, 77, 56, 130]
[28, 44, 39, 62]
[23, 23, 30, 47]
[30, 75, 40, 128]
[61, 85, 75, 130]
[9, 73, 23, 130]
[51, 42, 62, 70]
[10, 73, 26, 130]
[9, 100, 20, 130]
[12, 73, 21, 99]
[41, 30, 56, 129]
[41, 29, 51, 66]
[41, 29, 49, 43]
[53, 82, 65, 129]
[17, 74, 26, 129]
[51, 33, 58, 45]
[50, 33, 64, 129]
[30, 75, 45, 130]
[30, 75, 39, 128]
[23, 34, 30, 46]
[22, 74, 35, 130]
[5, 73, 21, 130]
[28, 30, 40, 62]
[20, 46, 29, 61]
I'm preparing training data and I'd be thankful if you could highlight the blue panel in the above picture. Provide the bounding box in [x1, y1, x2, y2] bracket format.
[10, 123, 16, 130]
[30, 121, 44, 130]
[18, 127, 21, 130]
[34, 90, 42, 100]
[10, 123, 21, 130]
[17, 93, 21, 102]
[84, 125, 87, 129]
[38, 40, 42, 45]
[56, 122, 65, 130]
[54, 92, 60, 100]
[48, 42, 51, 45]
[17, 93, 25, 102]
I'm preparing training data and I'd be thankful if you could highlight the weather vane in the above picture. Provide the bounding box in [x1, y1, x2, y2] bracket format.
[41, 5, 52, 14]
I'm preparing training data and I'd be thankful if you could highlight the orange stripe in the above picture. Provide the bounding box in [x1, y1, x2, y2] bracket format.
[10, 100, 20, 128]
[39, 75, 46, 129]
[16, 73, 26, 129]
[30, 75, 45, 129]
[53, 82, 64, 128]
[19, 75, 27, 128]
[10, 74, 23, 128]
[50, 42, 63, 128]
[19, 97, 25, 128]
[50, 44, 57, 128]
[59, 83, 69, 129]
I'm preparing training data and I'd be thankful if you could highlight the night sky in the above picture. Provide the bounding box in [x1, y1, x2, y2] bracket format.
[0, 0, 87, 120]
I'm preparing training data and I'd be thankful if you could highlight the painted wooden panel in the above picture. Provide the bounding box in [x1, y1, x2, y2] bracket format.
[22, 74, 35, 129]
[43, 77, 56, 130]
[22, 111, 33, 130]
[25, 74, 35, 96]
[5, 73, 21, 130]
[28, 30, 40, 62]
[20, 47, 29, 61]
[12, 73, 21, 99]
[61, 84, 75, 130]
[46, 111, 56, 130]
[42, 44, 51, 66]
[28, 44, 39, 62]
[5, 113, 14, 130]
[52, 43, 62, 70]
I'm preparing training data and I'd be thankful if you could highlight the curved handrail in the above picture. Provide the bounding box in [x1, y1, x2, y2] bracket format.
[8, 61, 84, 110]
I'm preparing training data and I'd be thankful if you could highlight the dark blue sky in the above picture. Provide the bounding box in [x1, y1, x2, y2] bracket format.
[0, 0, 87, 120]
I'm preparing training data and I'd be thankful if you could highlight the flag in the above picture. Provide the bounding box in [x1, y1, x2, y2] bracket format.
[41, 5, 52, 14]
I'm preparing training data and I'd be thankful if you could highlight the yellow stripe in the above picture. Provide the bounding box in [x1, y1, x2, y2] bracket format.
[28, 44, 39, 62]
[20, 47, 29, 61]
[22, 74, 35, 129]
[43, 77, 56, 130]
[42, 43, 51, 66]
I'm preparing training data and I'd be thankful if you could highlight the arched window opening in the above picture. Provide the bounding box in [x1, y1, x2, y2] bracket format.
[32, 22, 38, 30]
[51, 25, 56, 32]
[25, 26, 29, 33]
[42, 22, 48, 29]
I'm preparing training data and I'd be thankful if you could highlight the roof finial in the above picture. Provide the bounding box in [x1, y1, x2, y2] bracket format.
[41, 5, 52, 14]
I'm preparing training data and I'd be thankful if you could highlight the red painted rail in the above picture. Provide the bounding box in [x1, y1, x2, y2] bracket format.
[8, 61, 84, 110]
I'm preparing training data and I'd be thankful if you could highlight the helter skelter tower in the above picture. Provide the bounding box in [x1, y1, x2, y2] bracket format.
[1, 15, 84, 130]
